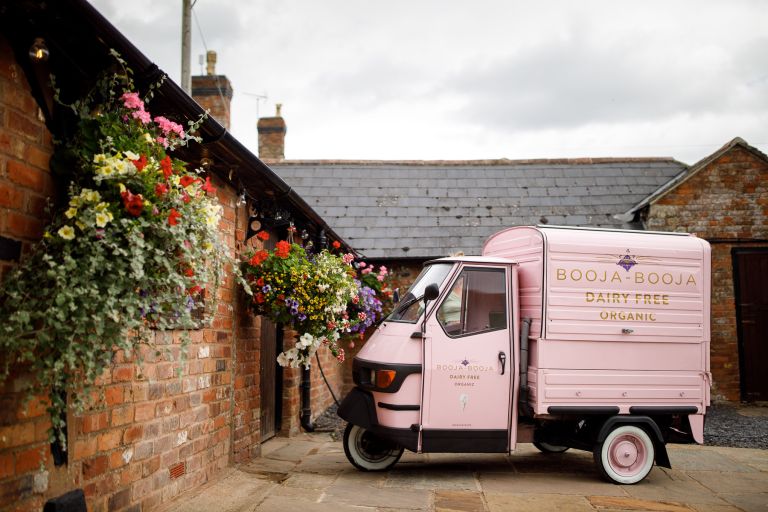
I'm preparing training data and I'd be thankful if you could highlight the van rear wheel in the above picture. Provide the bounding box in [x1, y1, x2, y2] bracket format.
[343, 423, 404, 471]
[594, 425, 655, 484]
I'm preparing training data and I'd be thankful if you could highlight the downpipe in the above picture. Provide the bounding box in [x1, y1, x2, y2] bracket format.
[300, 366, 315, 432]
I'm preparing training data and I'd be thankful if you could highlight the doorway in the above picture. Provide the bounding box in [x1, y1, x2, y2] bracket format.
[733, 249, 768, 401]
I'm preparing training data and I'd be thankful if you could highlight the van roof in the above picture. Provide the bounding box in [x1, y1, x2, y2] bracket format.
[425, 256, 518, 266]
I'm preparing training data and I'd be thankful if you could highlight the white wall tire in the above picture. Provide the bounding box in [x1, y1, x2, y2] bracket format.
[343, 423, 404, 471]
[533, 441, 569, 453]
[594, 425, 655, 484]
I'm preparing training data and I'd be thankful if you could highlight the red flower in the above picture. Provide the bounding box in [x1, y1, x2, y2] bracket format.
[120, 190, 144, 217]
[155, 183, 168, 197]
[249, 250, 268, 266]
[275, 241, 291, 259]
[255, 293, 265, 304]
[160, 155, 173, 180]
[182, 192, 191, 204]
[179, 175, 198, 188]
[168, 208, 182, 226]
[184, 267, 194, 277]
[132, 154, 148, 172]
[201, 176, 217, 195]
[256, 277, 265, 287]
[188, 285, 202, 295]
[332, 241, 341, 249]
[256, 230, 269, 241]
[277, 294, 285, 301]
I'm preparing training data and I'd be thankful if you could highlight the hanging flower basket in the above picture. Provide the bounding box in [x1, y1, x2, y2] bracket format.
[0, 51, 231, 447]
[243, 234, 361, 368]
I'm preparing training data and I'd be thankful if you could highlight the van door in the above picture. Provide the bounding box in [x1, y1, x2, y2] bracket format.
[420, 265, 513, 452]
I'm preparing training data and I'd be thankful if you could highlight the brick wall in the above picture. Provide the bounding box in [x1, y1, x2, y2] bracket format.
[646, 144, 768, 400]
[0, 36, 351, 512]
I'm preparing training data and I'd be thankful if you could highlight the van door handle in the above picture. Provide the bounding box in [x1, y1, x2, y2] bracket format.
[498, 351, 507, 375]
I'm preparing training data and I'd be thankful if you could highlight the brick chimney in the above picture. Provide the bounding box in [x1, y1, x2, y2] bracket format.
[257, 104, 286, 161]
[191, 50, 233, 130]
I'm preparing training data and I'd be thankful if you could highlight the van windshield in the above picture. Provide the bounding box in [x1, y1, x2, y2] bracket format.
[387, 263, 453, 323]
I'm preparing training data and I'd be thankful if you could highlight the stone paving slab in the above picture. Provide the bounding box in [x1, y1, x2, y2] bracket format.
[158, 434, 768, 512]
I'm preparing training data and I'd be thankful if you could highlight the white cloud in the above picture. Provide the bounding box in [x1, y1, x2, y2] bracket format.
[88, 0, 768, 164]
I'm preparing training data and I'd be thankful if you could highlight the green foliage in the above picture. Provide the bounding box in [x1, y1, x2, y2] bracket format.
[0, 52, 231, 449]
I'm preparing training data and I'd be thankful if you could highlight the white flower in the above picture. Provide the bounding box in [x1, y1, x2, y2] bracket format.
[299, 333, 314, 348]
[58, 225, 75, 240]
[124, 150, 139, 160]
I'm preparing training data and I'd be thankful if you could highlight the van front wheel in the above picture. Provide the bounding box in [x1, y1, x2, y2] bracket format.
[343, 423, 404, 471]
[594, 425, 655, 484]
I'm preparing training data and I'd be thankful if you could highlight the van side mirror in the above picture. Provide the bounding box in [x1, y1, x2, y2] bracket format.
[424, 283, 439, 301]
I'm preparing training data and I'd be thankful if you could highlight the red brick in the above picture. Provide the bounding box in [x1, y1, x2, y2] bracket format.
[72, 437, 97, 461]
[82, 411, 109, 434]
[6, 111, 41, 141]
[6, 211, 43, 239]
[105, 385, 124, 407]
[14, 445, 47, 473]
[112, 365, 134, 382]
[0, 452, 13, 479]
[123, 425, 143, 444]
[97, 430, 122, 452]
[23, 144, 51, 170]
[82, 454, 108, 480]
[111, 405, 134, 427]
[7, 160, 51, 193]
[134, 403, 155, 422]
[0, 181, 23, 208]
[0, 423, 35, 449]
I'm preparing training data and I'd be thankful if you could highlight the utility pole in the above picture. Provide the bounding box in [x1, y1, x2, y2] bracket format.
[181, 0, 192, 94]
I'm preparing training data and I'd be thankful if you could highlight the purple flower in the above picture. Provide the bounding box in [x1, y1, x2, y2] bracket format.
[298, 313, 307, 321]
[290, 307, 299, 315]
[262, 285, 271, 293]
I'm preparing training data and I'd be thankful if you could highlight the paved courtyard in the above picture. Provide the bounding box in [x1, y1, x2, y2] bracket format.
[158, 431, 768, 512]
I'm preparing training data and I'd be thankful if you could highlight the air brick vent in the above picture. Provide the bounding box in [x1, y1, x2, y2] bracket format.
[169, 462, 186, 479]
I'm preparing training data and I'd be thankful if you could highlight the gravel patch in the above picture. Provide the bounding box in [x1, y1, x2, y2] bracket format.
[313, 402, 768, 449]
[704, 402, 768, 449]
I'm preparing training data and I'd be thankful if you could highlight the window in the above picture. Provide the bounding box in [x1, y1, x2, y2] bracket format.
[387, 263, 453, 323]
[437, 268, 507, 337]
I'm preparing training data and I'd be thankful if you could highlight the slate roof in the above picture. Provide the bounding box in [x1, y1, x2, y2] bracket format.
[271, 158, 686, 259]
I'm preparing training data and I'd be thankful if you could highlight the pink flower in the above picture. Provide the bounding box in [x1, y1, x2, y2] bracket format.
[342, 253, 354, 265]
[361, 268, 372, 275]
[132, 109, 151, 124]
[358, 262, 367, 268]
[156, 136, 168, 148]
[121, 92, 144, 110]
[154, 116, 186, 138]
[377, 275, 385, 282]
[358, 312, 367, 321]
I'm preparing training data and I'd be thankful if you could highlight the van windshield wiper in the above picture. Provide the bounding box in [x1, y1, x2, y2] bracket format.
[390, 295, 420, 316]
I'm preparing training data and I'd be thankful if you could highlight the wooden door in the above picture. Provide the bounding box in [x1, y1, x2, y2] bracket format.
[260, 318, 281, 440]
[734, 250, 768, 401]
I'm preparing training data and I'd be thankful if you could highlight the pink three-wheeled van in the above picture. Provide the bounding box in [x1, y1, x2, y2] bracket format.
[338, 226, 711, 484]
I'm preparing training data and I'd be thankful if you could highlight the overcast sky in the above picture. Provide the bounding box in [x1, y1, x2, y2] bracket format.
[88, 0, 767, 165]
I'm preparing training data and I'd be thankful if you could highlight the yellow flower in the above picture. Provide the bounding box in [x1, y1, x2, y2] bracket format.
[144, 133, 153, 143]
[65, 207, 78, 219]
[95, 211, 113, 228]
[58, 225, 75, 240]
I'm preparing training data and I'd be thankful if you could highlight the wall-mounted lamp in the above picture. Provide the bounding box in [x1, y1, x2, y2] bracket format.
[28, 38, 49, 62]
[199, 148, 213, 170]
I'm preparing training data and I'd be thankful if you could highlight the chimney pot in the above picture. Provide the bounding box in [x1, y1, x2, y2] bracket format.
[206, 50, 217, 75]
